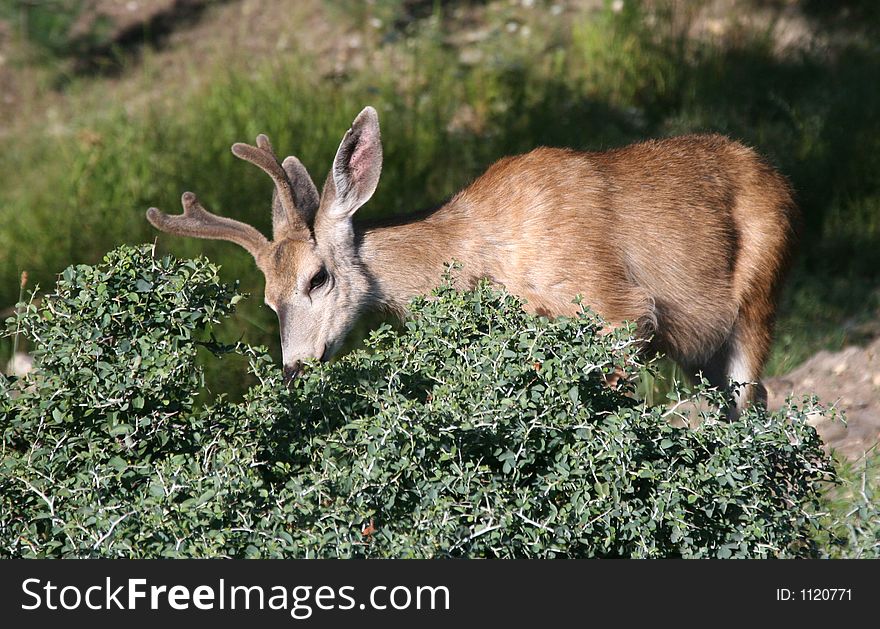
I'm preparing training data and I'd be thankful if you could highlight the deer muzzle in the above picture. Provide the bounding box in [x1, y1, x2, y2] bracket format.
[283, 361, 304, 384]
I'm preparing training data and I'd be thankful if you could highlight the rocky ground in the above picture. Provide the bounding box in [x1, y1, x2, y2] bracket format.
[766, 337, 880, 460]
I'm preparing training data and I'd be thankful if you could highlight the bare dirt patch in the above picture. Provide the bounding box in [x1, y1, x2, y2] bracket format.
[766, 336, 880, 460]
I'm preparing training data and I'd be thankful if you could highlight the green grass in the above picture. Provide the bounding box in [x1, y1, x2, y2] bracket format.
[1, 1, 878, 386]
[816, 449, 880, 558]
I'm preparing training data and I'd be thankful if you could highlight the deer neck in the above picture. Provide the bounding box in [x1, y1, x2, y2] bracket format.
[355, 201, 475, 314]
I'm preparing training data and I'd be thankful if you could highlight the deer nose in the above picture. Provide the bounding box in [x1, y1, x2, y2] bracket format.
[283, 361, 304, 385]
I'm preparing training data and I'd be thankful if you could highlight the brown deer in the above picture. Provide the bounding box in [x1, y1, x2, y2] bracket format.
[147, 106, 797, 415]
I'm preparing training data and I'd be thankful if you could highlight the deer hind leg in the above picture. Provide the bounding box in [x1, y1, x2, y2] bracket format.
[693, 302, 772, 419]
[726, 299, 773, 415]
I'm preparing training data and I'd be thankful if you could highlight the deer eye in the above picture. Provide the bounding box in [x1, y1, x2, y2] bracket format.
[309, 269, 328, 292]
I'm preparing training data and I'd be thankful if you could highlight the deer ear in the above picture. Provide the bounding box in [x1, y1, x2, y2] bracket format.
[328, 106, 382, 219]
[271, 156, 319, 236]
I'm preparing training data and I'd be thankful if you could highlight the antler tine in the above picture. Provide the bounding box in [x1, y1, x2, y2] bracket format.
[147, 192, 268, 260]
[255, 133, 274, 153]
[231, 135, 308, 233]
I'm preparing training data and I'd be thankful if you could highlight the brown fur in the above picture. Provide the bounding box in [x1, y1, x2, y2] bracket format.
[148, 107, 797, 413]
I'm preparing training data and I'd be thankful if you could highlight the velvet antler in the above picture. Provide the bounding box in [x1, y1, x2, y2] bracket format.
[146, 191, 268, 259]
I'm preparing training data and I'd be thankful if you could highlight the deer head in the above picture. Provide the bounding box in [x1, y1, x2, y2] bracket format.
[147, 107, 383, 381]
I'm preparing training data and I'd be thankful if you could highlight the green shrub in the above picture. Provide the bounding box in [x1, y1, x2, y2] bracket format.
[1, 245, 836, 558]
[815, 454, 880, 559]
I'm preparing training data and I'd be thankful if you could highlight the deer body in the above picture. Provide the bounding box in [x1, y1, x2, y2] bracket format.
[148, 107, 796, 414]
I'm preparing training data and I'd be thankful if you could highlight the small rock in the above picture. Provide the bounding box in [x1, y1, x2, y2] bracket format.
[458, 48, 484, 66]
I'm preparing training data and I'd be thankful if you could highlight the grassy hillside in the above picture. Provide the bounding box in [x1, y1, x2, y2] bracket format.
[1, 0, 878, 394]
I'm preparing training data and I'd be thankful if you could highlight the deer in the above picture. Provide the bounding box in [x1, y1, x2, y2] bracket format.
[147, 106, 798, 417]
